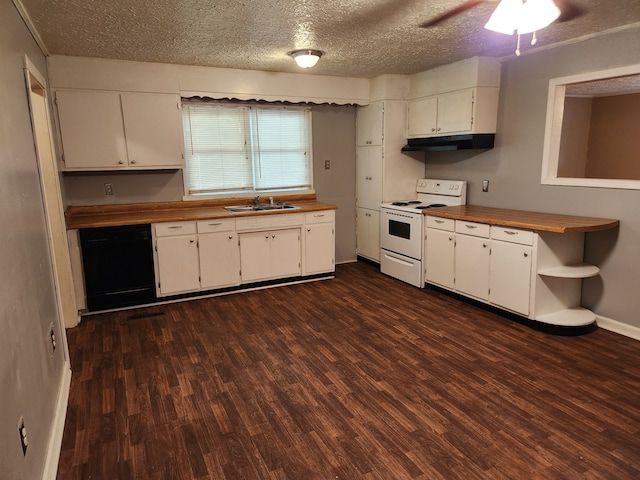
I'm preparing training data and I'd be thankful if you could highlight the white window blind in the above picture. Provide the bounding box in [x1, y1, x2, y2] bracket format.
[182, 102, 312, 196]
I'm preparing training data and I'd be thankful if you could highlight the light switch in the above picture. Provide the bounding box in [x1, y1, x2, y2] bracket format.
[324, 160, 331, 170]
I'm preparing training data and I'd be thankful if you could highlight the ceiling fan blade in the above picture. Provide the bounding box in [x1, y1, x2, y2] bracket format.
[554, 0, 585, 23]
[419, 0, 485, 28]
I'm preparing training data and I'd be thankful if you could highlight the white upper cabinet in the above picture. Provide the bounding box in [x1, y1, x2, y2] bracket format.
[407, 88, 498, 138]
[56, 90, 128, 170]
[120, 93, 185, 168]
[407, 57, 501, 138]
[56, 90, 184, 171]
[356, 102, 384, 146]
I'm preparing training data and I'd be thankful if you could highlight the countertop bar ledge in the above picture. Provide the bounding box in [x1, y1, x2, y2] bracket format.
[424, 205, 618, 233]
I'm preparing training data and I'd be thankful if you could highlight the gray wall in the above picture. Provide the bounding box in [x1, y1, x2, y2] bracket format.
[62, 106, 358, 264]
[0, 3, 68, 479]
[423, 28, 640, 329]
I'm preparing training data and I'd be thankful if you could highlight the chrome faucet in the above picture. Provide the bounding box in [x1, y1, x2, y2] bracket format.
[253, 195, 260, 206]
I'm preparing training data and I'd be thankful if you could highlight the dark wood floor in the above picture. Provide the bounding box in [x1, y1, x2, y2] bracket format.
[58, 261, 640, 479]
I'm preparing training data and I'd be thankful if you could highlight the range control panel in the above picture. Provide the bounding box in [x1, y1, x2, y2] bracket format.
[416, 179, 467, 197]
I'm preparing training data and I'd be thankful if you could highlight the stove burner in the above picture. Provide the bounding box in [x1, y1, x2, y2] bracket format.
[415, 203, 448, 210]
[391, 200, 423, 206]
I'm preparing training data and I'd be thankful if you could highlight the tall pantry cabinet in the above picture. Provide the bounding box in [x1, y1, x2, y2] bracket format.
[356, 75, 425, 262]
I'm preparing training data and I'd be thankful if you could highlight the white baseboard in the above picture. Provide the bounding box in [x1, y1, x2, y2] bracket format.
[596, 315, 640, 341]
[42, 364, 71, 480]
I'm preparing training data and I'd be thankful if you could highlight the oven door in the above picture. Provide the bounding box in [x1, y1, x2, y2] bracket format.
[380, 207, 423, 260]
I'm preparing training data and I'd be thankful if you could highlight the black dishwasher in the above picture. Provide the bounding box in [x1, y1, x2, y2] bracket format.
[80, 224, 157, 311]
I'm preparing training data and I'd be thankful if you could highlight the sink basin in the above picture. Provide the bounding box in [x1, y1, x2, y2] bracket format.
[224, 204, 300, 213]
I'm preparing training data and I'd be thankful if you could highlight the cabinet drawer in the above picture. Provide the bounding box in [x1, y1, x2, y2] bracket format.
[491, 226, 534, 245]
[154, 221, 197, 237]
[197, 218, 235, 233]
[426, 216, 455, 231]
[305, 210, 335, 224]
[456, 220, 490, 238]
[271, 213, 304, 228]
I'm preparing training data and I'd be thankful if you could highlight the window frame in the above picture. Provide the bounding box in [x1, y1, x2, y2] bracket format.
[181, 99, 314, 199]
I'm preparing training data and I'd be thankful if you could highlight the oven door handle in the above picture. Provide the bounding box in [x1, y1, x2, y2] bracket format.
[383, 252, 415, 267]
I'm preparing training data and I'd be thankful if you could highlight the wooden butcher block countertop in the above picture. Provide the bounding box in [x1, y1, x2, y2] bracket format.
[66, 194, 336, 230]
[424, 205, 618, 233]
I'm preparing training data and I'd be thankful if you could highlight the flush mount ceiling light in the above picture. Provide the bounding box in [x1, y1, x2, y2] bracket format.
[288, 49, 323, 68]
[484, 0, 561, 55]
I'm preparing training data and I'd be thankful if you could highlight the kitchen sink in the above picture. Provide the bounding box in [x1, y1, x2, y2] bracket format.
[224, 204, 300, 213]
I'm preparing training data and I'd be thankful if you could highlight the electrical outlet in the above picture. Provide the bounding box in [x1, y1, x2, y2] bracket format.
[324, 160, 331, 170]
[18, 418, 28, 456]
[482, 180, 490, 192]
[48, 322, 56, 355]
[104, 182, 114, 195]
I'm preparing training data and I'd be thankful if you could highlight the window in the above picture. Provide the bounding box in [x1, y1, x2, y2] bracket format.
[181, 102, 313, 196]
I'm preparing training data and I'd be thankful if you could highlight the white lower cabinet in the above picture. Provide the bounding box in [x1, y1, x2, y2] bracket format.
[454, 219, 491, 300]
[154, 222, 201, 296]
[424, 226, 455, 289]
[489, 240, 532, 315]
[304, 211, 335, 275]
[153, 210, 333, 298]
[197, 218, 240, 290]
[239, 229, 301, 282]
[455, 233, 490, 301]
[425, 215, 597, 327]
[357, 207, 380, 262]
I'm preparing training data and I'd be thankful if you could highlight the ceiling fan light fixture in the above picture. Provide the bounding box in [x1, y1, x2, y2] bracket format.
[484, 0, 561, 35]
[484, 0, 521, 34]
[517, 0, 561, 34]
[288, 49, 323, 68]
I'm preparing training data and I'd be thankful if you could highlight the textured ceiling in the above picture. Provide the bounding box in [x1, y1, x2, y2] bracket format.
[19, 0, 640, 78]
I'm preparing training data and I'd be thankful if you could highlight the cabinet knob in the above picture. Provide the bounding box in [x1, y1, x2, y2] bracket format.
[228, 235, 233, 239]
[437, 127, 441, 132]
[272, 234, 276, 238]
[448, 236, 453, 241]
[118, 160, 124, 165]
[431, 128, 436, 132]
[130, 159, 136, 164]
[524, 252, 528, 257]
[483, 243, 487, 248]
[307, 228, 311, 232]
[265, 235, 269, 239]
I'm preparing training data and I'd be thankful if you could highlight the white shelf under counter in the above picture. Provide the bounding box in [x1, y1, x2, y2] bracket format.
[537, 263, 600, 279]
[536, 307, 596, 327]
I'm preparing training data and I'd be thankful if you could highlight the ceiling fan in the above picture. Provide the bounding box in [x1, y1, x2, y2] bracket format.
[419, 0, 583, 29]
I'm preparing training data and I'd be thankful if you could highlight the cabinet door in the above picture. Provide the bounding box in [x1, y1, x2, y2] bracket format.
[356, 208, 380, 262]
[407, 97, 438, 137]
[120, 93, 184, 169]
[425, 228, 455, 289]
[490, 241, 532, 315]
[56, 90, 128, 169]
[271, 229, 301, 279]
[437, 89, 474, 134]
[356, 102, 384, 146]
[356, 146, 383, 210]
[455, 234, 490, 300]
[239, 231, 272, 282]
[155, 235, 200, 296]
[199, 232, 240, 289]
[305, 223, 335, 275]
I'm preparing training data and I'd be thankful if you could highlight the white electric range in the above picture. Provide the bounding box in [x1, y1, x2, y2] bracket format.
[380, 179, 467, 287]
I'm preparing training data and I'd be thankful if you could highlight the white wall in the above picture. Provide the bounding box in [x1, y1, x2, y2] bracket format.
[422, 27, 640, 330]
[0, 2, 69, 479]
